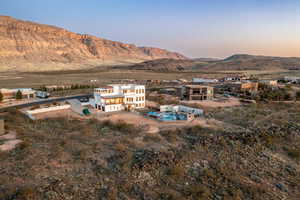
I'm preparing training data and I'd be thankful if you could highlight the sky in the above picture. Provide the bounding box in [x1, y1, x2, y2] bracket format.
[1, 0, 300, 58]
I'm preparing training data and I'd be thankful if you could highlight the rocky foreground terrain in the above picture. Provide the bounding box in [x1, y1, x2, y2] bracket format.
[0, 103, 299, 200]
[0, 16, 186, 72]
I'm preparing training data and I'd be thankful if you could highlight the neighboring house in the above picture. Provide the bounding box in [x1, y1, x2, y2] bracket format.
[192, 78, 218, 84]
[216, 82, 258, 94]
[259, 80, 278, 86]
[220, 76, 241, 82]
[219, 74, 248, 82]
[0, 88, 36, 100]
[93, 84, 146, 112]
[178, 85, 214, 101]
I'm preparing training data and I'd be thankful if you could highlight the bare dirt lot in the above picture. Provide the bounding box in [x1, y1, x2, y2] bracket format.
[30, 109, 85, 120]
[181, 97, 242, 108]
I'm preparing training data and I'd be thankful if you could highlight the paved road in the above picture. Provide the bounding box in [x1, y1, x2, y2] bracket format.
[0, 94, 92, 112]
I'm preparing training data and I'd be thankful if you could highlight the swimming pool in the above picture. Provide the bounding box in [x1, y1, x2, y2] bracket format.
[148, 112, 187, 121]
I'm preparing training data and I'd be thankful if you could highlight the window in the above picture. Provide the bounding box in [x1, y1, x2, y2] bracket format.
[126, 97, 133, 102]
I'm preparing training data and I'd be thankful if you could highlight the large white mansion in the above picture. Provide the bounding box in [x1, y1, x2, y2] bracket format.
[92, 84, 146, 112]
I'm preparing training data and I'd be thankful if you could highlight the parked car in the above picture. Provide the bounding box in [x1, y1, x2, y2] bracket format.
[36, 91, 50, 98]
[79, 97, 89, 102]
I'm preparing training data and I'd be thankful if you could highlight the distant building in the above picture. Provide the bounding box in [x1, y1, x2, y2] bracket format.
[192, 78, 218, 84]
[259, 80, 278, 86]
[284, 76, 300, 84]
[178, 85, 214, 101]
[216, 82, 258, 94]
[0, 88, 36, 100]
[220, 74, 248, 82]
[92, 84, 146, 112]
[220, 76, 241, 82]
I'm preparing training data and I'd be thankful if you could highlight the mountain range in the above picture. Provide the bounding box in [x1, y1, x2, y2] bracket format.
[0, 16, 186, 71]
[1, 16, 300, 72]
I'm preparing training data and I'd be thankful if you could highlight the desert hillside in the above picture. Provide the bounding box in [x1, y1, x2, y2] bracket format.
[115, 54, 300, 72]
[200, 54, 300, 71]
[0, 16, 186, 72]
[114, 58, 197, 72]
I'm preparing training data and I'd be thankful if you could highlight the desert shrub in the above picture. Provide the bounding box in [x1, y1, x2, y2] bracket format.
[72, 149, 88, 161]
[0, 91, 3, 102]
[241, 184, 267, 200]
[30, 105, 40, 110]
[157, 188, 181, 200]
[114, 142, 127, 152]
[166, 165, 185, 181]
[286, 148, 300, 160]
[99, 120, 137, 135]
[296, 91, 300, 100]
[17, 140, 31, 150]
[159, 129, 181, 143]
[183, 185, 211, 200]
[143, 134, 161, 142]
[0, 185, 41, 200]
[255, 86, 292, 101]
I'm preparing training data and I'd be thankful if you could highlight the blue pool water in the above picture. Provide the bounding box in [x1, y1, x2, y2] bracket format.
[148, 112, 187, 121]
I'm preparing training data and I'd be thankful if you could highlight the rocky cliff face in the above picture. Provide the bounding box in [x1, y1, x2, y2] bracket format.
[0, 16, 186, 71]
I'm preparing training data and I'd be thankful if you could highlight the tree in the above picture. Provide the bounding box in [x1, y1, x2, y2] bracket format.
[296, 91, 300, 101]
[0, 91, 3, 103]
[16, 90, 23, 100]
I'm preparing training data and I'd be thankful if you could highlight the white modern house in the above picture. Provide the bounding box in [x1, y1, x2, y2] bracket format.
[92, 84, 146, 112]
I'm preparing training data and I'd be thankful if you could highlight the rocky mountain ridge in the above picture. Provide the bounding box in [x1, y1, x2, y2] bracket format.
[0, 16, 186, 71]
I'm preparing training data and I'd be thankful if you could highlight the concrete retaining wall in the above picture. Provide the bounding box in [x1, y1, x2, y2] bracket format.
[26, 105, 71, 115]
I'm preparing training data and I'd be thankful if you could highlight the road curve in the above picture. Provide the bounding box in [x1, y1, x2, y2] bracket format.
[0, 94, 93, 113]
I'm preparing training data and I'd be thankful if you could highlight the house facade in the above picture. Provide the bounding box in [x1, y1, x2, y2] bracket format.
[93, 84, 145, 112]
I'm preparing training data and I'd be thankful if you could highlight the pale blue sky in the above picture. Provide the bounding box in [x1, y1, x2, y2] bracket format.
[1, 0, 300, 58]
